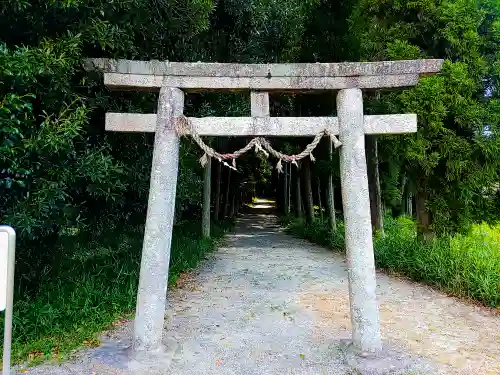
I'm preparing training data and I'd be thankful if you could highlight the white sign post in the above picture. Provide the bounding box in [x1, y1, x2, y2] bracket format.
[0, 226, 15, 375]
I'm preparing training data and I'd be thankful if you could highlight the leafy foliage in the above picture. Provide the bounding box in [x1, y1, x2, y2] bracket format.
[347, 0, 500, 233]
[0, 217, 232, 364]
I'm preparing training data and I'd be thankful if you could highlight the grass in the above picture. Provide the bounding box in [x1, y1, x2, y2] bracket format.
[0, 217, 233, 366]
[283, 215, 500, 308]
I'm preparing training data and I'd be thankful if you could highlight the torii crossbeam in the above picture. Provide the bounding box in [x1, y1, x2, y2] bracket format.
[89, 58, 443, 354]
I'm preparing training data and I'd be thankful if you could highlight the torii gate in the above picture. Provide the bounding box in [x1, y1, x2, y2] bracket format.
[90, 58, 443, 355]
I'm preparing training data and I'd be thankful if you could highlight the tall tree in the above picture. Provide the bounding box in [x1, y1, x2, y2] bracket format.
[326, 140, 337, 231]
[214, 161, 222, 220]
[296, 171, 303, 218]
[348, 0, 500, 235]
[366, 136, 384, 235]
[303, 159, 315, 223]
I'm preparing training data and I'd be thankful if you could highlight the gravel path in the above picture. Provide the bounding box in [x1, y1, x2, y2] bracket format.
[12, 206, 500, 375]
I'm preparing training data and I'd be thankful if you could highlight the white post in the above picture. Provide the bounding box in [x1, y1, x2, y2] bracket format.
[337, 88, 382, 353]
[133, 87, 184, 351]
[202, 155, 212, 238]
[1, 226, 15, 375]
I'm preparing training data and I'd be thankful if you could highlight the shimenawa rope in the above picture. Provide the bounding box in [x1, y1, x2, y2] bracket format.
[175, 116, 342, 173]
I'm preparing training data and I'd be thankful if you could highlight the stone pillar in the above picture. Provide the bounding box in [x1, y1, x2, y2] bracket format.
[337, 88, 382, 353]
[202, 155, 212, 238]
[133, 87, 184, 351]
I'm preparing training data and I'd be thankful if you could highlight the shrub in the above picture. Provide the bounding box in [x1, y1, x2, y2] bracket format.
[0, 218, 233, 364]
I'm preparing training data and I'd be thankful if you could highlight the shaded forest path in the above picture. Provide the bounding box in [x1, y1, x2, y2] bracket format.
[21, 201, 499, 375]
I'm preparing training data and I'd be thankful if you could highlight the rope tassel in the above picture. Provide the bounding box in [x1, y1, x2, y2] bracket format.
[310, 153, 316, 162]
[199, 153, 209, 167]
[222, 161, 238, 171]
[331, 134, 342, 149]
[276, 159, 283, 174]
[255, 142, 268, 157]
[254, 142, 261, 153]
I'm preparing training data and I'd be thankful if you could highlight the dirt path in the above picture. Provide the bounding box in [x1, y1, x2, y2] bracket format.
[14, 208, 500, 375]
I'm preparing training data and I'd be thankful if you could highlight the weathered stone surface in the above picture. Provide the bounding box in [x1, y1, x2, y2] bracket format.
[105, 113, 417, 136]
[87, 58, 444, 77]
[104, 73, 421, 91]
[106, 113, 157, 132]
[364, 113, 416, 134]
[133, 87, 184, 351]
[337, 88, 382, 353]
[250, 91, 270, 117]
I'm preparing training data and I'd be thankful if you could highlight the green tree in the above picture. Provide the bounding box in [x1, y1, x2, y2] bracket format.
[348, 0, 500, 235]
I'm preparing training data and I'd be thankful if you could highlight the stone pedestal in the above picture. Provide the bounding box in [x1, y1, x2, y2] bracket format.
[337, 88, 382, 353]
[133, 87, 184, 351]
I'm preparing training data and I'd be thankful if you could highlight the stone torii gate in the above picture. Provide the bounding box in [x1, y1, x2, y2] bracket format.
[90, 58, 443, 355]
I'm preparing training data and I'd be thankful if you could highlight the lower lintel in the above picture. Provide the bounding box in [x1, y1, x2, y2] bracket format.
[104, 73, 420, 92]
[105, 113, 417, 136]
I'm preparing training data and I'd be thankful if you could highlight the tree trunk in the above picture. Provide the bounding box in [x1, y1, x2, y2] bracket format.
[295, 170, 303, 218]
[284, 165, 290, 215]
[401, 174, 414, 217]
[224, 169, 231, 218]
[202, 156, 211, 238]
[275, 172, 282, 212]
[214, 161, 222, 220]
[416, 188, 433, 241]
[287, 163, 292, 215]
[303, 159, 315, 223]
[229, 192, 236, 218]
[366, 136, 384, 235]
[401, 173, 407, 215]
[407, 193, 413, 217]
[327, 140, 337, 231]
[316, 176, 324, 222]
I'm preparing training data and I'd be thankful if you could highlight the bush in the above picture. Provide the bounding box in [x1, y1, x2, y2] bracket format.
[0, 218, 233, 365]
[285, 216, 500, 307]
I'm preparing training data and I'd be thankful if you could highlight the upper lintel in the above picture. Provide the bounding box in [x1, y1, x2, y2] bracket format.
[86, 58, 443, 91]
[86, 58, 443, 78]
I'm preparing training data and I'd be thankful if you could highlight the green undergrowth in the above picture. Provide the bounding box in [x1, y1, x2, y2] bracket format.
[0, 218, 233, 366]
[282, 216, 500, 308]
